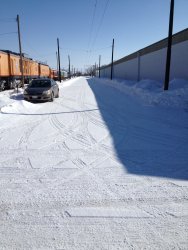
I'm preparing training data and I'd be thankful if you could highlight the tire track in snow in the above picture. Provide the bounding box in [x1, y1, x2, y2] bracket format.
[18, 120, 43, 149]
[47, 83, 122, 199]
[44, 88, 112, 153]
[45, 89, 94, 151]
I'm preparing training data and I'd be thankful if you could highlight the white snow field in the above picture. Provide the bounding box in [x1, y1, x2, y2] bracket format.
[0, 76, 188, 249]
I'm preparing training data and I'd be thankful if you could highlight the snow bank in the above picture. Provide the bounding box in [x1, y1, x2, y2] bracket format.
[0, 88, 23, 105]
[1, 100, 40, 114]
[0, 88, 39, 114]
[56, 77, 81, 89]
[1, 77, 188, 114]
[0, 90, 15, 109]
[98, 77, 188, 108]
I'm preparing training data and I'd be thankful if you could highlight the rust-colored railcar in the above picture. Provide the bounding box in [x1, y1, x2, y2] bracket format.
[38, 63, 50, 78]
[0, 50, 53, 90]
[0, 51, 9, 90]
[29, 60, 39, 78]
[0, 51, 9, 77]
[0, 50, 22, 89]
[50, 69, 58, 80]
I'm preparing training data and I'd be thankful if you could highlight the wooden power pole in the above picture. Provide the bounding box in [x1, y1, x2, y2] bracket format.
[99, 55, 101, 78]
[17, 14, 24, 88]
[57, 38, 61, 82]
[56, 51, 59, 73]
[68, 55, 71, 78]
[111, 38, 114, 80]
[164, 0, 174, 90]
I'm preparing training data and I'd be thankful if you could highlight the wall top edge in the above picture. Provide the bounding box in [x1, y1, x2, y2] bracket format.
[101, 28, 188, 70]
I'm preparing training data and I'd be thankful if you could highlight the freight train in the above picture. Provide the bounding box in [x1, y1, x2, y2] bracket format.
[0, 50, 58, 91]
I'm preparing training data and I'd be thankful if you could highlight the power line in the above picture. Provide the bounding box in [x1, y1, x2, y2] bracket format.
[87, 45, 111, 52]
[90, 0, 110, 49]
[0, 18, 16, 22]
[85, 0, 99, 67]
[87, 0, 98, 50]
[60, 47, 87, 52]
[86, 0, 111, 66]
[22, 37, 55, 61]
[0, 31, 17, 36]
[85, 45, 111, 68]
[59, 45, 111, 53]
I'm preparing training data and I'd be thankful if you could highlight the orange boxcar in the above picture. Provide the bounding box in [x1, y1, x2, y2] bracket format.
[0, 50, 53, 89]
[30, 60, 39, 78]
[50, 69, 58, 80]
[0, 51, 9, 90]
[39, 63, 50, 78]
[0, 50, 22, 89]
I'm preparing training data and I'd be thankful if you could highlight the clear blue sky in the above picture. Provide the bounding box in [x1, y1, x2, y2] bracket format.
[0, 0, 188, 72]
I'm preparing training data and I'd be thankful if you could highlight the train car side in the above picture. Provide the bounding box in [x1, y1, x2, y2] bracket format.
[0, 50, 53, 90]
[50, 69, 58, 80]
[24, 59, 39, 84]
[31, 61, 39, 79]
[0, 51, 9, 90]
[39, 63, 50, 78]
[0, 51, 23, 89]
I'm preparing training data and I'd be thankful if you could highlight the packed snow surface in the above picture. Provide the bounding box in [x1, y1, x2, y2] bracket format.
[0, 77, 188, 249]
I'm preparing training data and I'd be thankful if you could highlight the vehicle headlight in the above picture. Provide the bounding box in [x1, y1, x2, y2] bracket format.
[43, 90, 51, 95]
[24, 89, 28, 94]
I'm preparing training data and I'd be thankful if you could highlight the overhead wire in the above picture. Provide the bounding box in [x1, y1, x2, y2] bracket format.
[84, 0, 99, 68]
[87, 0, 98, 51]
[21, 38, 52, 63]
[88, 45, 111, 52]
[0, 18, 16, 22]
[0, 17, 17, 41]
[59, 45, 111, 53]
[0, 31, 17, 36]
[60, 47, 87, 52]
[90, 0, 110, 49]
[86, 0, 111, 67]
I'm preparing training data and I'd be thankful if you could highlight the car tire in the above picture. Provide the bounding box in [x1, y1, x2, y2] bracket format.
[9, 82, 13, 89]
[56, 89, 59, 98]
[50, 92, 54, 102]
[0, 83, 4, 91]
[10, 80, 16, 89]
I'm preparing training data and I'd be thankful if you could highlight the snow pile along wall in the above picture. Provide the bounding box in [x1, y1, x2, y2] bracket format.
[99, 28, 188, 82]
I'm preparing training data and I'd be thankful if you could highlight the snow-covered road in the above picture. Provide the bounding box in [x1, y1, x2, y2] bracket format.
[0, 77, 188, 249]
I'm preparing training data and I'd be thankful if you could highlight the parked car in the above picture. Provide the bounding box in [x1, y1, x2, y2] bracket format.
[24, 78, 59, 102]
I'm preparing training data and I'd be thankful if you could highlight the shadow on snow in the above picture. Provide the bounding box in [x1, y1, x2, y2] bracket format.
[87, 78, 188, 180]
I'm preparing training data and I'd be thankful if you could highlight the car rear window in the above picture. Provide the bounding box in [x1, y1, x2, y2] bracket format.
[29, 80, 51, 88]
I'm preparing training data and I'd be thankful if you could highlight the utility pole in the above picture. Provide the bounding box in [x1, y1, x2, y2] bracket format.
[164, 0, 174, 90]
[137, 51, 140, 82]
[56, 51, 59, 73]
[99, 55, 101, 78]
[68, 55, 71, 78]
[111, 38, 114, 80]
[57, 38, 61, 82]
[17, 14, 24, 88]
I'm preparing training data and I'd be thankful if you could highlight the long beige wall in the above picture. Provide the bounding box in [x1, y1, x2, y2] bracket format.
[100, 29, 188, 82]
